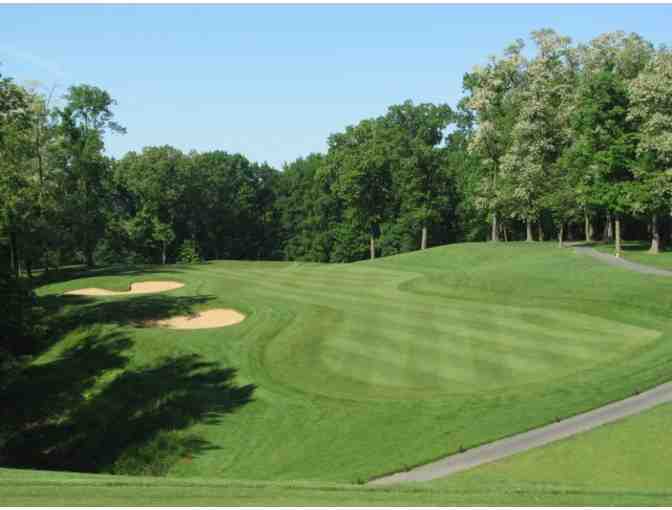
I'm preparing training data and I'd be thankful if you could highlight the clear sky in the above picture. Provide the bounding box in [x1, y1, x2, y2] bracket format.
[1, 4, 670, 168]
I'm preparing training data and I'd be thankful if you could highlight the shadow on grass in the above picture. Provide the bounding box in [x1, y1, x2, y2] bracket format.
[35, 263, 189, 287]
[573, 240, 668, 253]
[616, 242, 666, 253]
[36, 294, 218, 345]
[0, 329, 255, 475]
[36, 260, 220, 286]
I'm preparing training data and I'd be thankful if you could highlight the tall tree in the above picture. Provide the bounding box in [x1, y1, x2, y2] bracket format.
[501, 29, 577, 242]
[56, 85, 125, 267]
[328, 118, 394, 260]
[0, 73, 32, 277]
[628, 48, 672, 253]
[571, 32, 654, 256]
[382, 101, 454, 250]
[463, 39, 527, 241]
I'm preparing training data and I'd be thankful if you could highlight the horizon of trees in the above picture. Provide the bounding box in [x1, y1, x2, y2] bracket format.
[3, 28, 672, 362]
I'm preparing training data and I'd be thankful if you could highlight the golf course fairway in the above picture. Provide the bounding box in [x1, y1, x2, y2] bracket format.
[6, 242, 672, 490]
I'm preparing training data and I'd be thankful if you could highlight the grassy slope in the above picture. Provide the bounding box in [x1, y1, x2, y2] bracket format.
[17, 242, 672, 485]
[429, 401, 672, 493]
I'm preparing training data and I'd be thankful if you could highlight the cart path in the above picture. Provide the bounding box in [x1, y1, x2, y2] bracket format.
[369, 247, 672, 486]
[574, 245, 672, 276]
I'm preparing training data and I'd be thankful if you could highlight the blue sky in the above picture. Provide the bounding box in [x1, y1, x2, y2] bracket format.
[1, 4, 670, 168]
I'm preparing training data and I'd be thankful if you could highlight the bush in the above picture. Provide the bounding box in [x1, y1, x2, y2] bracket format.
[176, 240, 201, 264]
[110, 431, 200, 476]
[0, 272, 41, 356]
[378, 220, 417, 257]
[94, 239, 151, 266]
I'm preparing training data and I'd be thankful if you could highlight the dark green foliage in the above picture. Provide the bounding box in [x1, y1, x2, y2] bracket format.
[0, 254, 42, 360]
[569, 69, 637, 215]
[176, 240, 201, 264]
[114, 148, 282, 264]
[110, 431, 203, 476]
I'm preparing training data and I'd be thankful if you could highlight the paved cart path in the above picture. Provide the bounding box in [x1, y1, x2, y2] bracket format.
[574, 245, 672, 276]
[369, 247, 672, 486]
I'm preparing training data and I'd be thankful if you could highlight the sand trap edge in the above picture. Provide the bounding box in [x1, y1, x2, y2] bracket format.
[145, 308, 246, 330]
[64, 281, 185, 296]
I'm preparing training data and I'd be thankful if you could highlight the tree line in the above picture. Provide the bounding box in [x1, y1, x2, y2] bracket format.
[2, 28, 672, 320]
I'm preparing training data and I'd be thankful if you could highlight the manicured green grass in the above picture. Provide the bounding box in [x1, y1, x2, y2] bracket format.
[2, 467, 672, 506]
[11, 242, 672, 486]
[428, 402, 672, 494]
[594, 240, 672, 270]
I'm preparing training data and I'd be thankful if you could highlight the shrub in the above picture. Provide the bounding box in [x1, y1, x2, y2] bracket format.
[110, 430, 200, 477]
[176, 240, 201, 264]
[0, 272, 41, 356]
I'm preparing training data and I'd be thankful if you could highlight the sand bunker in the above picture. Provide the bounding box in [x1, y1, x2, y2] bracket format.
[65, 281, 184, 296]
[148, 308, 246, 329]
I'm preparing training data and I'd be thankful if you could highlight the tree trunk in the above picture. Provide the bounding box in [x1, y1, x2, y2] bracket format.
[584, 210, 592, 243]
[650, 214, 662, 254]
[526, 219, 534, 242]
[9, 231, 18, 278]
[369, 235, 376, 260]
[558, 223, 564, 248]
[491, 212, 499, 242]
[537, 222, 544, 242]
[42, 245, 50, 276]
[421, 226, 428, 250]
[605, 212, 613, 243]
[614, 215, 622, 257]
[503, 223, 509, 242]
[162, 241, 167, 265]
[85, 245, 94, 268]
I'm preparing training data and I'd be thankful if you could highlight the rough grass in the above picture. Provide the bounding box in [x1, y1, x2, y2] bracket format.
[2, 467, 672, 506]
[428, 401, 672, 494]
[9, 242, 672, 486]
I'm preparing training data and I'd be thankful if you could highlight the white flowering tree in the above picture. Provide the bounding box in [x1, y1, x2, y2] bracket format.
[500, 29, 577, 242]
[462, 40, 526, 241]
[567, 32, 654, 255]
[628, 48, 672, 253]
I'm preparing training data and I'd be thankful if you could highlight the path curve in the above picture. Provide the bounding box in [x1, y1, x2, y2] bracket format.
[369, 247, 672, 486]
[369, 381, 672, 485]
[574, 246, 672, 276]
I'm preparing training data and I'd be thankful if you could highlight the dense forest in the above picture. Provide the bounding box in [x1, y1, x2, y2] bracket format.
[2, 29, 672, 364]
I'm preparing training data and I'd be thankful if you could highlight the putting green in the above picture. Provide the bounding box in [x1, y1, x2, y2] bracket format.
[252, 264, 660, 399]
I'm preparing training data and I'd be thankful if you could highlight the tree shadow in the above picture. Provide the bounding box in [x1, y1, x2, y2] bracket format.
[591, 241, 670, 253]
[618, 242, 665, 253]
[0, 333, 131, 442]
[571, 241, 668, 253]
[37, 293, 217, 345]
[0, 329, 255, 475]
[36, 263, 187, 287]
